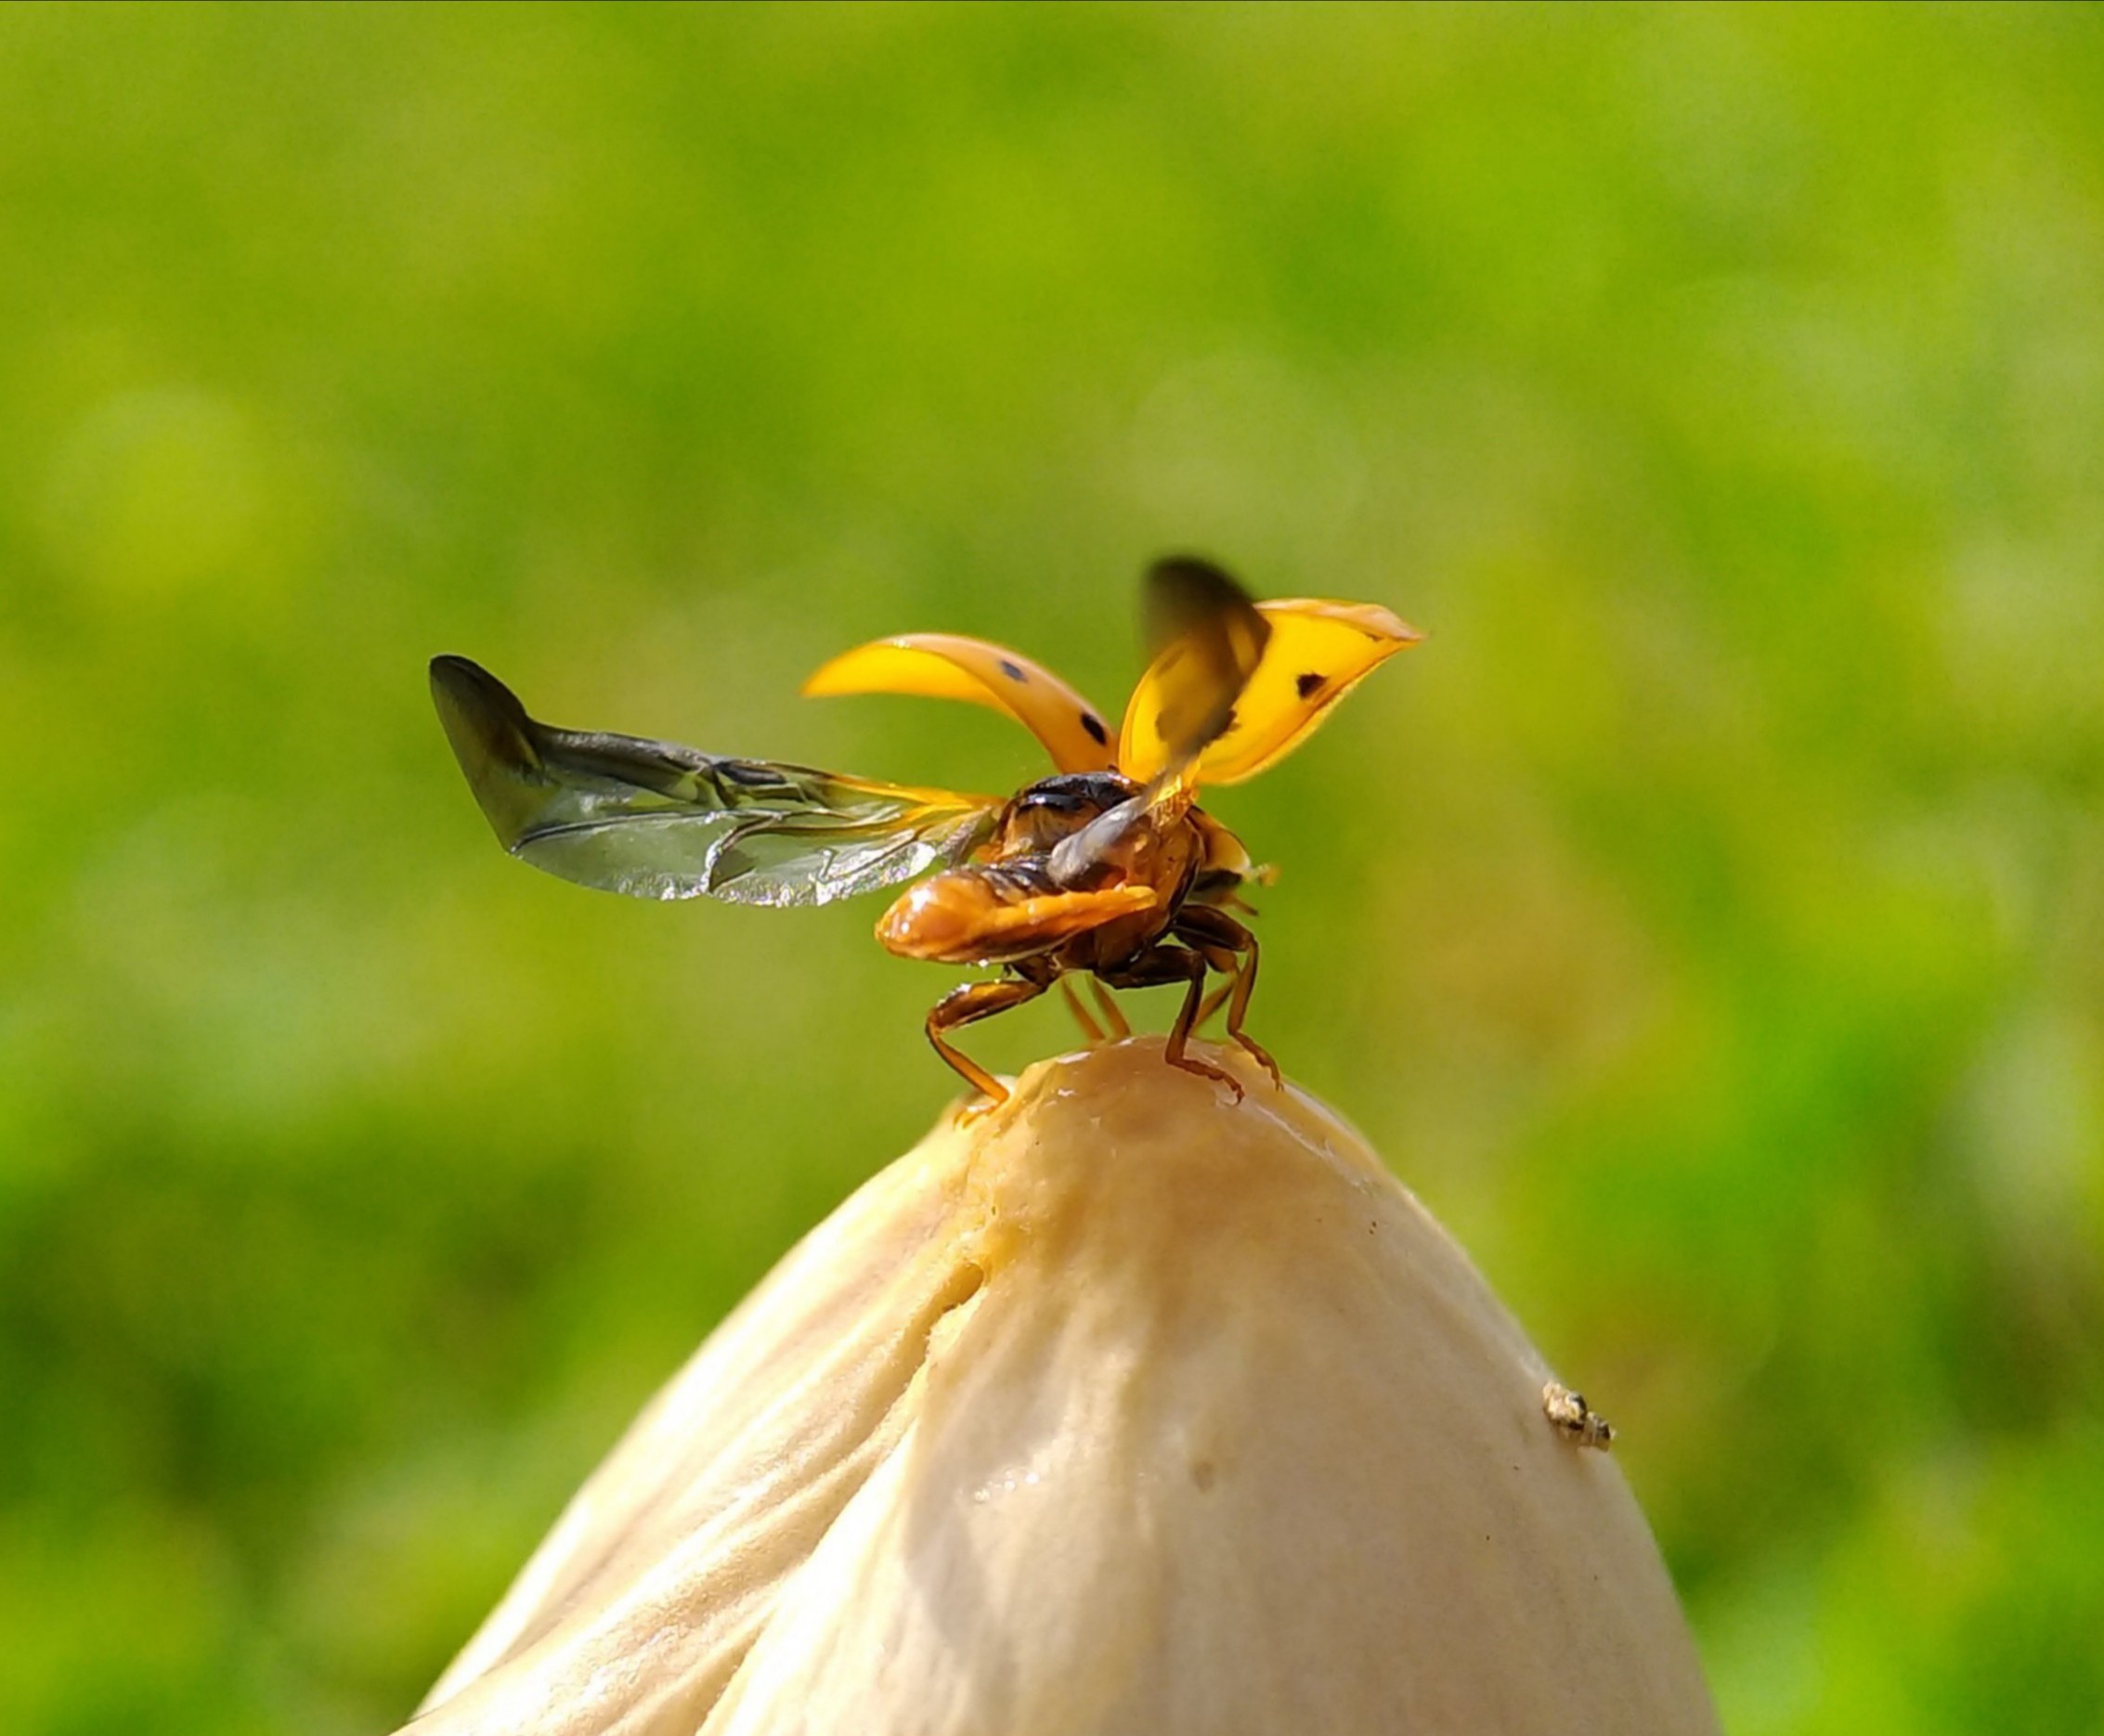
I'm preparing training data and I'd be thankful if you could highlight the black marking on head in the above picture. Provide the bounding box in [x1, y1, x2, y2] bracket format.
[999, 658, 1027, 682]
[1080, 710, 1108, 745]
[1014, 785, 1090, 817]
[1295, 671, 1325, 700]
[1015, 770, 1138, 812]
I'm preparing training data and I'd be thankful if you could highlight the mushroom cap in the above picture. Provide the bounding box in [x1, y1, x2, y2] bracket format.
[404, 1040, 1719, 1736]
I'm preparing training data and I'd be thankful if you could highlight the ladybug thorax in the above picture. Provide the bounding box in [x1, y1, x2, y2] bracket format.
[993, 770, 1142, 859]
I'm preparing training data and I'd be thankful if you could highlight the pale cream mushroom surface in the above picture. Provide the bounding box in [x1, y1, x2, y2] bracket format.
[400, 1038, 1720, 1736]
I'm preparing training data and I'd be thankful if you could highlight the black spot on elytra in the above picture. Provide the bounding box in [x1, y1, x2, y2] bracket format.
[1080, 711, 1108, 745]
[999, 658, 1027, 682]
[1295, 671, 1325, 700]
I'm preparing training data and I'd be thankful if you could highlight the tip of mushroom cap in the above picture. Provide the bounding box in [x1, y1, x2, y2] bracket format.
[405, 1036, 1719, 1736]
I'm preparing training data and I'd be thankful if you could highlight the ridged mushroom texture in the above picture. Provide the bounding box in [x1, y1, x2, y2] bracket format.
[402, 1040, 1721, 1736]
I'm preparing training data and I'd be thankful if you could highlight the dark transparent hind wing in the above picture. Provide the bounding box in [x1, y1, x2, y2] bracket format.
[431, 655, 1002, 907]
[1045, 558, 1276, 888]
[1127, 555, 1273, 771]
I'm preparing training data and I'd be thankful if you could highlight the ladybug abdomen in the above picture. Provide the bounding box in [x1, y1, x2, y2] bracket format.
[877, 864, 1160, 965]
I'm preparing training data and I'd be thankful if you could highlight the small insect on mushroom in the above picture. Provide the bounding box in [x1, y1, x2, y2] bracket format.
[1542, 1381, 1616, 1451]
[431, 558, 1420, 1107]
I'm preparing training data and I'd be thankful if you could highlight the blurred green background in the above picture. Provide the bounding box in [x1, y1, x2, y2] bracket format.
[2, 4, 2100, 1731]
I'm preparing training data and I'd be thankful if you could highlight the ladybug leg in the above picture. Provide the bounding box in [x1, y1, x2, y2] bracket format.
[1173, 905, 1280, 1090]
[1099, 946, 1241, 1102]
[1058, 977, 1106, 1044]
[1089, 978, 1132, 1041]
[926, 971, 1050, 1110]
